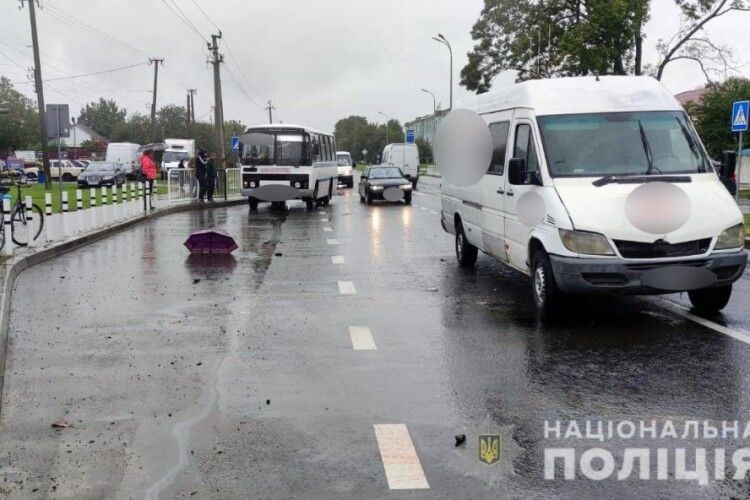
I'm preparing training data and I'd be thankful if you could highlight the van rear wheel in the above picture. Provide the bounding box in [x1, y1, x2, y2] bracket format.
[248, 197, 258, 211]
[688, 285, 732, 313]
[531, 250, 563, 320]
[455, 222, 478, 267]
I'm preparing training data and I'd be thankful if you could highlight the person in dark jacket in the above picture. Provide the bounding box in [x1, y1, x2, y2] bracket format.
[206, 153, 217, 202]
[195, 149, 208, 201]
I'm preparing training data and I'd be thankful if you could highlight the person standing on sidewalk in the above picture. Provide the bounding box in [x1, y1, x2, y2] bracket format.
[196, 149, 208, 202]
[206, 152, 217, 202]
[140, 151, 158, 209]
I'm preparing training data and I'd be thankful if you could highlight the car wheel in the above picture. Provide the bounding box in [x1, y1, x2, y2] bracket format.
[531, 249, 564, 320]
[305, 197, 315, 210]
[248, 197, 259, 211]
[366, 192, 373, 205]
[403, 192, 412, 204]
[62, 173, 74, 182]
[347, 178, 354, 188]
[688, 285, 732, 313]
[455, 221, 478, 268]
[412, 179, 418, 190]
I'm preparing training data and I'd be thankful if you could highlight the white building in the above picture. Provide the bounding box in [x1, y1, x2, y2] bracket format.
[57, 123, 106, 148]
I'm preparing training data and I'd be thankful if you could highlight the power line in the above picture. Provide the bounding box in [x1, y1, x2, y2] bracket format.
[0, 47, 27, 71]
[159, 0, 207, 42]
[188, 0, 220, 32]
[224, 65, 264, 110]
[222, 37, 266, 103]
[13, 62, 147, 84]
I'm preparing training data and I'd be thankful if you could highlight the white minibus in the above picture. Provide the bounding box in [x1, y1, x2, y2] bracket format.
[240, 124, 338, 210]
[441, 76, 747, 318]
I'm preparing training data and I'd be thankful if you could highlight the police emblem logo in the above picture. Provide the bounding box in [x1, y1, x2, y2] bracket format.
[478, 434, 500, 465]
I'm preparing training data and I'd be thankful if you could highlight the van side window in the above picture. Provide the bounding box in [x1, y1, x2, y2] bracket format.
[513, 123, 539, 176]
[488, 121, 510, 175]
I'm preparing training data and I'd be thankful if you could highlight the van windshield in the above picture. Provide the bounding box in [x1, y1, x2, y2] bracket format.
[336, 154, 351, 166]
[163, 151, 189, 162]
[240, 131, 309, 167]
[537, 111, 711, 177]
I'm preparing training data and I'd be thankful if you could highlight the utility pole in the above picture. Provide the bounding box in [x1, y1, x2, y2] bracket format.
[188, 89, 197, 124]
[21, 0, 51, 188]
[186, 91, 192, 129]
[208, 33, 226, 168]
[149, 58, 163, 142]
[265, 100, 275, 124]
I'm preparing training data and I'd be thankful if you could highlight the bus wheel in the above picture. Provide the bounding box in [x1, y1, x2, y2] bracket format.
[305, 198, 315, 210]
[248, 197, 258, 211]
[328, 179, 333, 200]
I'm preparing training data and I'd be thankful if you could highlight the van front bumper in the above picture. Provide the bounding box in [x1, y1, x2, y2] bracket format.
[240, 187, 313, 199]
[549, 251, 747, 294]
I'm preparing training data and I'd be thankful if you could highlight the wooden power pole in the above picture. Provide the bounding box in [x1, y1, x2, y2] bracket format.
[208, 34, 226, 168]
[149, 58, 164, 142]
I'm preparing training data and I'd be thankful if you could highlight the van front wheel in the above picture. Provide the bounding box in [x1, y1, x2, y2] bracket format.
[688, 285, 732, 313]
[531, 250, 563, 319]
[455, 222, 478, 267]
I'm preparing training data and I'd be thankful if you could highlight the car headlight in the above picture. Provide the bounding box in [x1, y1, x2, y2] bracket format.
[293, 181, 301, 188]
[102, 175, 114, 180]
[249, 181, 257, 188]
[559, 229, 614, 255]
[370, 185, 383, 190]
[715, 223, 745, 250]
[400, 184, 412, 190]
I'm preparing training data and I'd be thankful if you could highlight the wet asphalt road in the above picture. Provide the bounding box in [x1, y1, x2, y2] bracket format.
[0, 174, 749, 498]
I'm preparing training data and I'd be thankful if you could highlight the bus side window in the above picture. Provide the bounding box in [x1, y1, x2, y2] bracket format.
[326, 136, 332, 161]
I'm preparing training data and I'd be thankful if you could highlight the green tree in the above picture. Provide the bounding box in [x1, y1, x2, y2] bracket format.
[156, 104, 188, 140]
[80, 139, 108, 156]
[0, 76, 39, 151]
[689, 77, 750, 158]
[78, 98, 126, 139]
[415, 138, 433, 164]
[111, 113, 151, 144]
[334, 116, 404, 163]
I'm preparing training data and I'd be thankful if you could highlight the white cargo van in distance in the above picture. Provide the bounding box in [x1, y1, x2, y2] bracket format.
[441, 76, 747, 318]
[162, 138, 196, 173]
[381, 143, 419, 189]
[105, 142, 141, 179]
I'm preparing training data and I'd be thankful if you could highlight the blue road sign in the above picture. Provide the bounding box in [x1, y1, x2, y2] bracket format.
[230, 135, 240, 151]
[406, 129, 415, 144]
[731, 101, 749, 132]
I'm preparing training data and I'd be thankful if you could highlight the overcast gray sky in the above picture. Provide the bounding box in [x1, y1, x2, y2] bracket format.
[1, 0, 749, 134]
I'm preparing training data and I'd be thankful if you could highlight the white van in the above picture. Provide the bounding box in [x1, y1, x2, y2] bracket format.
[336, 151, 354, 187]
[441, 76, 747, 317]
[240, 124, 338, 210]
[105, 142, 141, 179]
[382, 143, 419, 189]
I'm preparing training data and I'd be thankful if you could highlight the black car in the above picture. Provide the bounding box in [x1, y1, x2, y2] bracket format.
[77, 162, 126, 187]
[358, 166, 412, 204]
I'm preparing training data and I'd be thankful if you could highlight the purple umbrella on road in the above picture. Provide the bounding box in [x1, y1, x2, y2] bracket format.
[184, 228, 238, 255]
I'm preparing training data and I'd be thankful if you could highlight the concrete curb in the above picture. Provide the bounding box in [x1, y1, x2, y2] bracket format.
[0, 198, 246, 410]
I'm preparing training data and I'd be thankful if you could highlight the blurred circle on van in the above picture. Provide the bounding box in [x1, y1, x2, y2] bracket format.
[517, 191, 546, 227]
[625, 182, 691, 234]
[434, 109, 493, 186]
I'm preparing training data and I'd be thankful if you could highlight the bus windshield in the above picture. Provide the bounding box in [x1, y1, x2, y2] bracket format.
[240, 131, 310, 167]
[537, 111, 711, 177]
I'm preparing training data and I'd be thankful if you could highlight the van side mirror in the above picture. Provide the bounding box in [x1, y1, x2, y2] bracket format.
[508, 158, 526, 185]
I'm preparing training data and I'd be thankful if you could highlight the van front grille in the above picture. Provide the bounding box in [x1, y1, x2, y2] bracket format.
[614, 238, 711, 259]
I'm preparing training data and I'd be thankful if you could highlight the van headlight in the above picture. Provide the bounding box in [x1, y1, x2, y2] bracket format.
[715, 224, 745, 250]
[559, 229, 614, 255]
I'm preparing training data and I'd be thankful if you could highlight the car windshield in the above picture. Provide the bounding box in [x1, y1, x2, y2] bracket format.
[240, 131, 309, 167]
[163, 151, 189, 162]
[537, 111, 711, 177]
[84, 162, 116, 172]
[368, 167, 403, 179]
[337, 154, 351, 166]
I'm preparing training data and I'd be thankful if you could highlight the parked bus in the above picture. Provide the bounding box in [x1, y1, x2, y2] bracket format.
[239, 124, 338, 210]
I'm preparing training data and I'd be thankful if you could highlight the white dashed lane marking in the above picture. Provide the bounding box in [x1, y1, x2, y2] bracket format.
[348, 326, 376, 350]
[332, 255, 345, 264]
[327, 239, 340, 245]
[338, 281, 357, 295]
[323, 227, 333, 232]
[419, 207, 428, 211]
[373, 424, 429, 490]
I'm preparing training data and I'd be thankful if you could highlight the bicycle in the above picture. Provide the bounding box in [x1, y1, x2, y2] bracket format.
[0, 176, 44, 249]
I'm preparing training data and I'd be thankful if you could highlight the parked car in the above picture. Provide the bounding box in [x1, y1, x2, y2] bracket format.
[23, 161, 41, 181]
[336, 151, 355, 188]
[358, 166, 412, 204]
[381, 143, 420, 189]
[441, 75, 747, 318]
[77, 162, 126, 187]
[49, 159, 83, 181]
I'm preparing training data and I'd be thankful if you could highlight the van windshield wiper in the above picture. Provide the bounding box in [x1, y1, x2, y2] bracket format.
[592, 174, 692, 187]
[675, 117, 707, 172]
[638, 120, 660, 175]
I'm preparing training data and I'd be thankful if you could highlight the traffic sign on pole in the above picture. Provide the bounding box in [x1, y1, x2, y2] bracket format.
[731, 101, 748, 132]
[230, 135, 240, 152]
[406, 129, 415, 144]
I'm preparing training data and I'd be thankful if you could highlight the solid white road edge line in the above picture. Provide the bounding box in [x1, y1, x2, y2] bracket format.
[332, 255, 345, 264]
[658, 299, 750, 345]
[327, 239, 340, 245]
[349, 326, 376, 350]
[323, 227, 333, 232]
[373, 424, 429, 490]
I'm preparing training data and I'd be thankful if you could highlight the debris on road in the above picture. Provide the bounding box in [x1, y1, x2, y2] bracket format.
[455, 434, 466, 446]
[51, 421, 71, 429]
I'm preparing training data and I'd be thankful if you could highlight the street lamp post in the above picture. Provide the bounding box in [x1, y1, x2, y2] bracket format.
[378, 111, 389, 145]
[432, 33, 453, 111]
[420, 88, 436, 114]
[71, 117, 77, 159]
